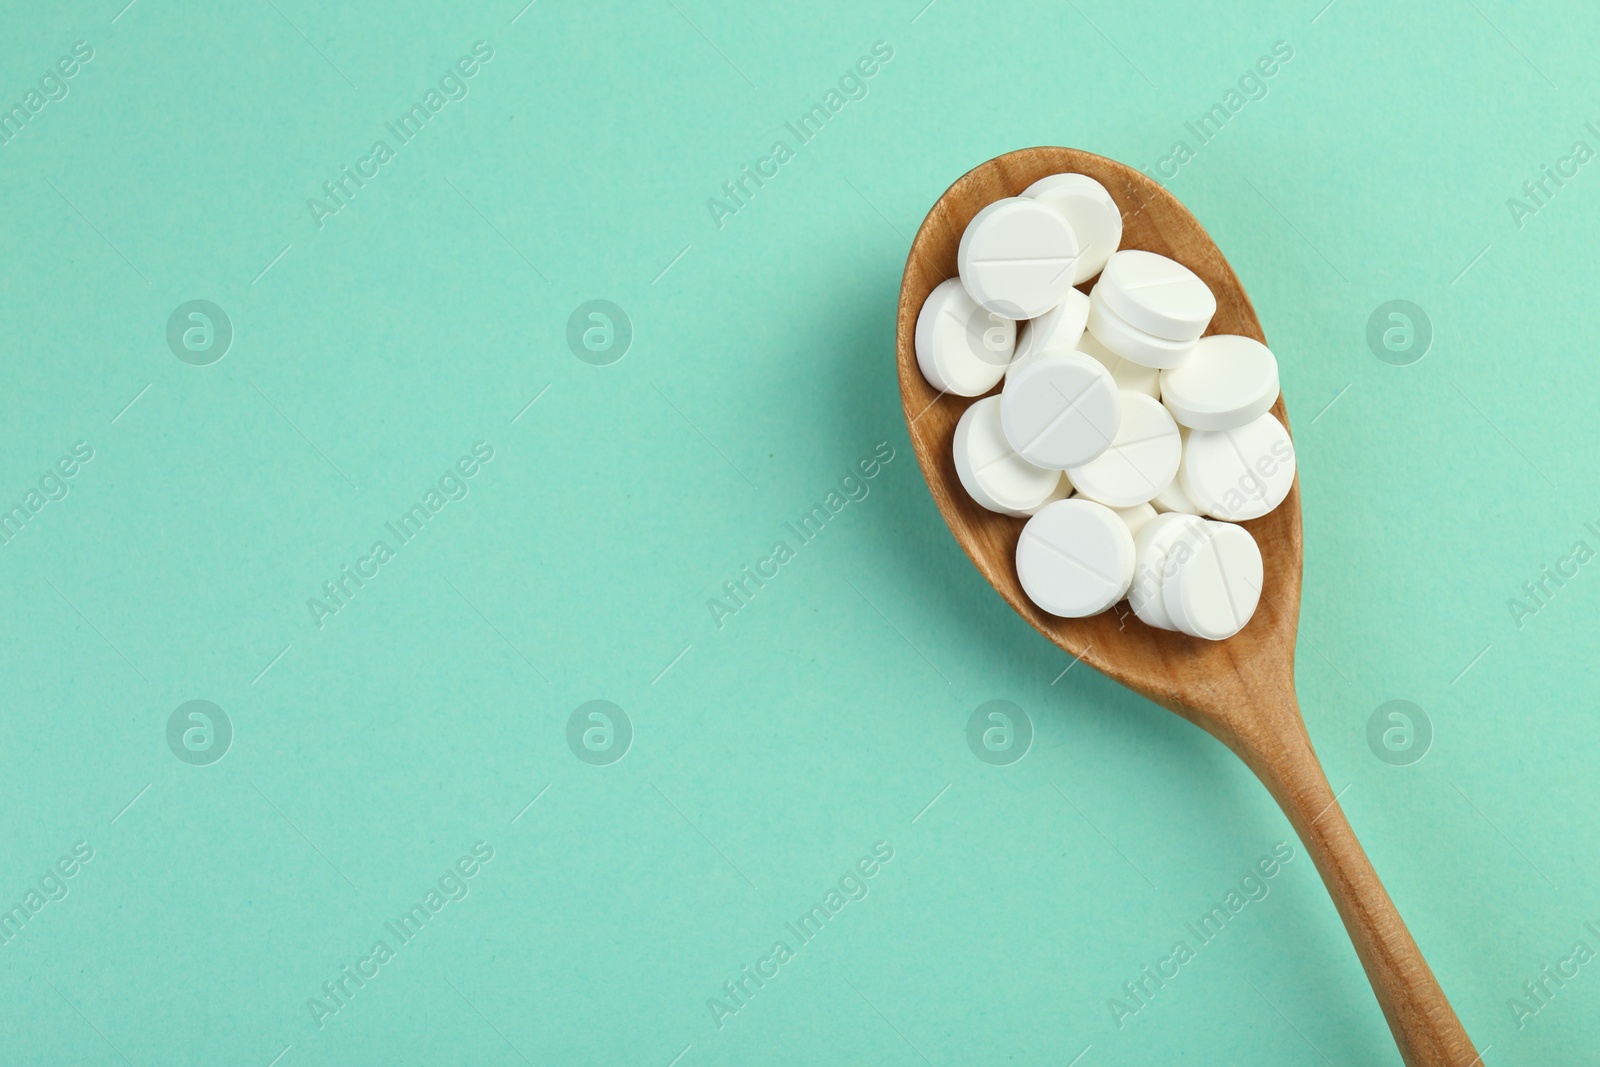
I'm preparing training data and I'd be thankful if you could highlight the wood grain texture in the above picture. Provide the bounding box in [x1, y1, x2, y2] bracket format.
[896, 146, 1479, 1066]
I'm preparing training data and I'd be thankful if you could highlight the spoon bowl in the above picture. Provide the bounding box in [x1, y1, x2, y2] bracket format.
[896, 146, 1478, 1067]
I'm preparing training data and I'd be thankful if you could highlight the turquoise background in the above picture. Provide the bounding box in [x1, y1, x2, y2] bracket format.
[1, 0, 1596, 1063]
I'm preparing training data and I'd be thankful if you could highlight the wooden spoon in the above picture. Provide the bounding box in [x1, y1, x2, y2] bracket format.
[896, 147, 1478, 1066]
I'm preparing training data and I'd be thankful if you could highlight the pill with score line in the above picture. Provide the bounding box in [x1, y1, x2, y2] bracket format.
[1162, 520, 1264, 640]
[1063, 391, 1182, 509]
[1180, 412, 1296, 521]
[1000, 350, 1120, 470]
[1015, 498, 1135, 617]
[957, 197, 1083, 320]
[1096, 248, 1216, 341]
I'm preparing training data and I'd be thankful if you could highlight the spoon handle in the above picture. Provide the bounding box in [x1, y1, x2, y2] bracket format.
[1243, 710, 1479, 1067]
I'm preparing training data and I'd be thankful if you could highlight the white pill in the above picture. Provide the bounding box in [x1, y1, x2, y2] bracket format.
[957, 197, 1082, 320]
[1000, 351, 1119, 470]
[1022, 173, 1123, 283]
[914, 278, 1016, 396]
[1150, 470, 1203, 515]
[1160, 334, 1279, 431]
[1112, 502, 1157, 538]
[1008, 288, 1090, 381]
[1063, 392, 1181, 508]
[1162, 521, 1263, 640]
[952, 396, 1064, 516]
[1128, 512, 1209, 631]
[1096, 249, 1216, 341]
[1180, 413, 1296, 521]
[1087, 287, 1198, 370]
[1077, 329, 1160, 398]
[1016, 498, 1135, 617]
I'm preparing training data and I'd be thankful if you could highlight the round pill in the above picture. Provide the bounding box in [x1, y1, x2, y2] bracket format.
[1016, 498, 1135, 617]
[1063, 391, 1181, 508]
[1087, 287, 1198, 370]
[1022, 173, 1123, 283]
[1128, 512, 1209, 631]
[957, 197, 1082, 320]
[952, 396, 1065, 516]
[1096, 249, 1216, 341]
[1112, 501, 1157, 538]
[1179, 412, 1296, 521]
[1077, 329, 1159, 398]
[1162, 521, 1263, 640]
[914, 278, 1016, 396]
[1150, 470, 1203, 515]
[1009, 288, 1091, 381]
[1000, 351, 1120, 470]
[1160, 334, 1280, 431]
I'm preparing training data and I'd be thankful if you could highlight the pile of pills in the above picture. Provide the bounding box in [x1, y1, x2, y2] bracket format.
[915, 173, 1293, 640]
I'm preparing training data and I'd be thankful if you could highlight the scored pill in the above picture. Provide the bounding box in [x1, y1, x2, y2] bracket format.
[957, 197, 1083, 320]
[1000, 351, 1120, 469]
[1096, 249, 1216, 341]
[1064, 391, 1182, 509]
[1162, 521, 1263, 640]
[1015, 498, 1135, 617]
[1179, 412, 1296, 521]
